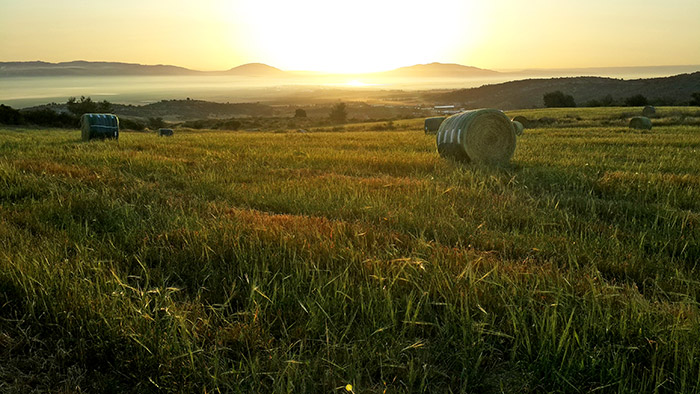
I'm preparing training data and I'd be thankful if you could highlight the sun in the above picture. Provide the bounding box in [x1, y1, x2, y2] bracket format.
[222, 0, 483, 73]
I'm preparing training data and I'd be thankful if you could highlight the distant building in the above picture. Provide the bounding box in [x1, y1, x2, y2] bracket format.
[434, 105, 462, 115]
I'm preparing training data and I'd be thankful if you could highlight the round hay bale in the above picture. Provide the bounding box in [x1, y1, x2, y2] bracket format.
[158, 128, 174, 137]
[642, 105, 656, 117]
[629, 116, 652, 130]
[424, 116, 446, 134]
[512, 120, 524, 136]
[512, 115, 530, 128]
[436, 109, 516, 165]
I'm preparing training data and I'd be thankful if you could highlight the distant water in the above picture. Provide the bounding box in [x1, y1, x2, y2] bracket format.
[1, 65, 698, 108]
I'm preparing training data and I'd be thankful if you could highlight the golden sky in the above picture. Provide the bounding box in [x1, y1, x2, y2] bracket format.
[1, 0, 699, 73]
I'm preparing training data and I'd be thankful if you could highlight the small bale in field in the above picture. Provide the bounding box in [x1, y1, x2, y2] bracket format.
[642, 105, 656, 117]
[80, 113, 119, 141]
[512, 120, 524, 136]
[424, 116, 446, 134]
[538, 117, 556, 125]
[436, 109, 516, 165]
[512, 115, 530, 128]
[158, 128, 174, 137]
[629, 116, 652, 130]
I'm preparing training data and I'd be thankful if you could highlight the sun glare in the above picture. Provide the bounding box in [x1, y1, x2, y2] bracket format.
[224, 0, 481, 73]
[346, 80, 369, 87]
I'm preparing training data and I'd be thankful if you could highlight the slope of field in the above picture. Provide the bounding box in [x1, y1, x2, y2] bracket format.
[1, 114, 699, 392]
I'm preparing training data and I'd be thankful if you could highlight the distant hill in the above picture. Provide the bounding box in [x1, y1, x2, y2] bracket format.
[221, 63, 287, 77]
[424, 72, 700, 109]
[22, 99, 274, 120]
[0, 61, 199, 77]
[380, 62, 500, 78]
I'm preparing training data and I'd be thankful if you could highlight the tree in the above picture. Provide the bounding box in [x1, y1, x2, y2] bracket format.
[66, 96, 112, 116]
[543, 91, 576, 108]
[148, 117, 165, 129]
[294, 108, 307, 118]
[625, 94, 648, 107]
[329, 102, 347, 124]
[600, 94, 614, 107]
[690, 92, 700, 106]
[0, 104, 24, 125]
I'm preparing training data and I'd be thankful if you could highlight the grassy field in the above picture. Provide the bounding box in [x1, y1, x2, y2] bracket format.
[1, 109, 699, 392]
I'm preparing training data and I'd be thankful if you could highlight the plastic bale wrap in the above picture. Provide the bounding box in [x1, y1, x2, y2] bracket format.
[80, 114, 119, 141]
[512, 120, 524, 136]
[629, 116, 652, 130]
[642, 105, 656, 117]
[512, 115, 530, 128]
[424, 116, 446, 134]
[158, 128, 174, 137]
[436, 109, 516, 165]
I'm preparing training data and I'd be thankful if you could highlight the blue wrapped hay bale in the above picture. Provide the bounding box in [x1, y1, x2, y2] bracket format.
[80, 113, 119, 141]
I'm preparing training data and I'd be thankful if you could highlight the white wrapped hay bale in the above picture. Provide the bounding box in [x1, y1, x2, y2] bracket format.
[629, 116, 652, 130]
[436, 109, 517, 165]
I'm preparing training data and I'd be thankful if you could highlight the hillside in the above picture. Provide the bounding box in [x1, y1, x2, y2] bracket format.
[425, 72, 700, 109]
[22, 99, 274, 120]
[221, 63, 287, 77]
[0, 61, 199, 77]
[380, 62, 500, 78]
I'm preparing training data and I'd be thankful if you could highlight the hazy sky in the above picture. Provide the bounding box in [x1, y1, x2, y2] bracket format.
[1, 0, 699, 73]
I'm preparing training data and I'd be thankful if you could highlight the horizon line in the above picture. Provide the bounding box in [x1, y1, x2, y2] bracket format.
[2, 59, 700, 76]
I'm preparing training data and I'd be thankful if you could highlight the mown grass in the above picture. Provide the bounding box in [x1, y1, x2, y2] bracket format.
[1, 112, 699, 393]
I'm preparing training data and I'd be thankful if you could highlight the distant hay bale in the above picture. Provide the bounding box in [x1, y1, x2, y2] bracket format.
[424, 116, 446, 134]
[158, 128, 174, 137]
[512, 120, 524, 136]
[436, 109, 516, 165]
[642, 105, 656, 117]
[512, 115, 530, 128]
[80, 113, 119, 141]
[629, 116, 652, 130]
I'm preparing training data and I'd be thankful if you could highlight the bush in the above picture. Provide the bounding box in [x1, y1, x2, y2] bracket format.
[148, 117, 165, 129]
[625, 94, 648, 107]
[217, 119, 241, 131]
[329, 103, 348, 124]
[66, 96, 112, 116]
[0, 104, 24, 125]
[543, 91, 576, 108]
[690, 93, 700, 106]
[120, 118, 146, 131]
[294, 109, 307, 118]
[23, 109, 78, 128]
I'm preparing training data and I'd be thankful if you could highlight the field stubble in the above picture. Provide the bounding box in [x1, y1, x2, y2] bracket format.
[0, 116, 699, 392]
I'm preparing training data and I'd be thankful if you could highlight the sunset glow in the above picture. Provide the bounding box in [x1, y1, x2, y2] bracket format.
[1, 0, 699, 72]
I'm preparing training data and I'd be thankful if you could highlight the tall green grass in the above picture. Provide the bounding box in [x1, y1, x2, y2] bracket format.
[1, 117, 699, 392]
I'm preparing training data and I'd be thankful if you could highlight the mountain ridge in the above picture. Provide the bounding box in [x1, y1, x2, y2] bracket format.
[0, 60, 501, 78]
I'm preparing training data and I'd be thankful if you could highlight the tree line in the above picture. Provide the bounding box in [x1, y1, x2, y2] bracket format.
[543, 91, 700, 108]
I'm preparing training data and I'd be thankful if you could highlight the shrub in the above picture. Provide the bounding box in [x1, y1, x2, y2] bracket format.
[294, 109, 307, 118]
[625, 94, 648, 107]
[543, 91, 576, 108]
[120, 118, 146, 131]
[218, 119, 241, 131]
[690, 93, 700, 106]
[23, 109, 78, 128]
[0, 104, 24, 125]
[148, 117, 166, 129]
[66, 96, 112, 116]
[329, 103, 348, 124]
